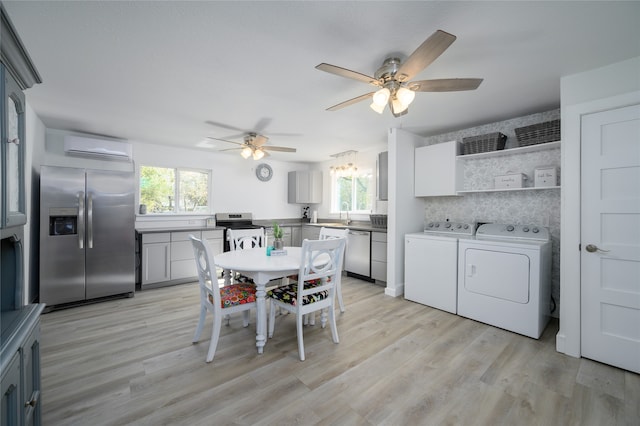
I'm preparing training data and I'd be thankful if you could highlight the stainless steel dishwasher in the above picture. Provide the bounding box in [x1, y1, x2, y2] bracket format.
[345, 230, 372, 280]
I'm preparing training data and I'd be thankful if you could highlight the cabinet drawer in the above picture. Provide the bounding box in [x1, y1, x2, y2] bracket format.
[372, 232, 387, 243]
[202, 230, 223, 239]
[143, 232, 170, 244]
[172, 231, 200, 242]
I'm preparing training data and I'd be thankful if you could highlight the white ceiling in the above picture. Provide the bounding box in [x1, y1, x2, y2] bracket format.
[4, 1, 640, 162]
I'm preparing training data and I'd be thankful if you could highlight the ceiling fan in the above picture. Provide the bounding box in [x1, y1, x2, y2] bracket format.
[207, 132, 296, 160]
[316, 30, 483, 117]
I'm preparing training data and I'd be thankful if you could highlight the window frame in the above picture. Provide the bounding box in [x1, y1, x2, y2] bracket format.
[330, 168, 374, 214]
[138, 165, 212, 215]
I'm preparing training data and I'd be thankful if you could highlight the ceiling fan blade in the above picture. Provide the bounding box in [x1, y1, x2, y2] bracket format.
[207, 136, 242, 145]
[316, 63, 380, 87]
[326, 92, 375, 111]
[409, 78, 483, 92]
[396, 30, 457, 82]
[205, 120, 249, 133]
[263, 146, 296, 153]
[219, 147, 242, 152]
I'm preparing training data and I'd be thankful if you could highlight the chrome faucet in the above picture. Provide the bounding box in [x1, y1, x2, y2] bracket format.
[341, 202, 351, 225]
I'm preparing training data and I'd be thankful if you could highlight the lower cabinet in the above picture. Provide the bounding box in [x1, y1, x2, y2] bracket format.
[1, 305, 44, 426]
[141, 233, 171, 286]
[371, 232, 387, 282]
[140, 229, 223, 288]
[301, 225, 321, 241]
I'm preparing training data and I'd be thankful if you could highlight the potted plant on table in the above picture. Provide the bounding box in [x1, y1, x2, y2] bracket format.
[272, 222, 284, 250]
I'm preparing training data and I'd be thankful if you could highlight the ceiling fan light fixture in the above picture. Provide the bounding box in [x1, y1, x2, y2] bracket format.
[391, 97, 409, 115]
[370, 101, 386, 114]
[252, 149, 265, 160]
[396, 86, 416, 106]
[241, 146, 253, 159]
[372, 87, 390, 106]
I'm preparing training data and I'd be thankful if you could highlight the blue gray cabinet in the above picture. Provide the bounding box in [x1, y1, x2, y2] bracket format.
[0, 4, 42, 229]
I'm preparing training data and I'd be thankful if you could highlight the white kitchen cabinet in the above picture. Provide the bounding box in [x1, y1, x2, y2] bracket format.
[141, 232, 171, 286]
[288, 171, 322, 204]
[301, 225, 321, 241]
[414, 140, 462, 197]
[170, 231, 200, 280]
[371, 232, 387, 282]
[202, 229, 224, 256]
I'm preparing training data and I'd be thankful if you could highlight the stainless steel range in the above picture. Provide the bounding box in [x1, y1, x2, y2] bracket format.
[214, 213, 261, 251]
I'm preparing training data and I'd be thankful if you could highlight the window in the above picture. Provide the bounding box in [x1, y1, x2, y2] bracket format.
[139, 166, 210, 214]
[331, 169, 373, 213]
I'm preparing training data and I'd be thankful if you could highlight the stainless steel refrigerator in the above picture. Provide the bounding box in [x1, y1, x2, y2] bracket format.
[40, 166, 135, 307]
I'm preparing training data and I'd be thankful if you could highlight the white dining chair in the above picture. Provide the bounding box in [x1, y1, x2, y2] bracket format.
[319, 227, 348, 313]
[228, 227, 265, 250]
[267, 237, 346, 361]
[189, 235, 256, 363]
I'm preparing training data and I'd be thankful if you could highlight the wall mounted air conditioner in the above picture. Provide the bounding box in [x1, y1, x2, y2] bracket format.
[64, 135, 132, 161]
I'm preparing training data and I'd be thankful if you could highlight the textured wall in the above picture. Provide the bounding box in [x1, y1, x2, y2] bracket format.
[421, 109, 561, 317]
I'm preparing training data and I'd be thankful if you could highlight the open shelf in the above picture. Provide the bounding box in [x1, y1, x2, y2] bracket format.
[456, 141, 561, 160]
[457, 186, 560, 194]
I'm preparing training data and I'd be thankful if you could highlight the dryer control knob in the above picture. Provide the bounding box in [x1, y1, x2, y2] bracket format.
[445, 223, 451, 228]
[435, 223, 440, 227]
[506, 225, 515, 232]
[532, 227, 540, 233]
[427, 222, 434, 228]
[523, 227, 530, 232]
[456, 224, 462, 229]
[463, 224, 469, 229]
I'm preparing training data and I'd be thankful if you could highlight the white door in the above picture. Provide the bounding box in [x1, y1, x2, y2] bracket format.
[581, 103, 640, 373]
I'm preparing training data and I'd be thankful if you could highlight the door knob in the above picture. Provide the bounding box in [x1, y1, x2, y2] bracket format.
[586, 244, 609, 253]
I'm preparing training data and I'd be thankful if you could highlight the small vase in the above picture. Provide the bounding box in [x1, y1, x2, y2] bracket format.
[274, 239, 284, 250]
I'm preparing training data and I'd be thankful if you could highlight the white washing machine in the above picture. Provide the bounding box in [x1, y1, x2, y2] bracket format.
[457, 223, 552, 339]
[405, 221, 476, 314]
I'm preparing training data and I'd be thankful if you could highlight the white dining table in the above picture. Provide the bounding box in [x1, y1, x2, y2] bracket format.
[213, 246, 303, 354]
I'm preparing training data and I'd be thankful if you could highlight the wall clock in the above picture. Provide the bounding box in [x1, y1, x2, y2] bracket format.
[256, 163, 273, 182]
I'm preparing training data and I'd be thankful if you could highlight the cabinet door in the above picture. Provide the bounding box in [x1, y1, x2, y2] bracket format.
[291, 226, 302, 246]
[1, 352, 22, 426]
[1, 66, 27, 228]
[202, 230, 223, 256]
[288, 171, 322, 204]
[22, 324, 41, 426]
[142, 242, 170, 285]
[414, 141, 461, 197]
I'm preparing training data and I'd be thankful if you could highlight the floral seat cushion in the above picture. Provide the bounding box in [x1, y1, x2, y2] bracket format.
[267, 280, 328, 306]
[209, 283, 256, 308]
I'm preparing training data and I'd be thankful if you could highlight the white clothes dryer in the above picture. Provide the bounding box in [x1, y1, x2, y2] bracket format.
[405, 221, 476, 314]
[457, 223, 552, 339]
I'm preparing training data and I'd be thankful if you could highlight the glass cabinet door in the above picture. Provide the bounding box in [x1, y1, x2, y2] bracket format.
[2, 65, 27, 228]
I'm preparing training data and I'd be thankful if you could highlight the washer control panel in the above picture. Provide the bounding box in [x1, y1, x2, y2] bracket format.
[424, 221, 477, 236]
[475, 223, 550, 242]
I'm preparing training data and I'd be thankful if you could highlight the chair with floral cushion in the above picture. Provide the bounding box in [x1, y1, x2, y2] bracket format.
[267, 237, 346, 361]
[228, 227, 265, 251]
[190, 235, 256, 363]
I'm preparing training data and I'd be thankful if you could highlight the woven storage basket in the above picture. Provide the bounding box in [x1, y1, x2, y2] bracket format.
[515, 119, 560, 147]
[461, 132, 507, 155]
[369, 214, 387, 228]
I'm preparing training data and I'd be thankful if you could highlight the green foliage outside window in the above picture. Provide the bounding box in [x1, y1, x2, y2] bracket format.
[140, 166, 210, 214]
[333, 171, 373, 213]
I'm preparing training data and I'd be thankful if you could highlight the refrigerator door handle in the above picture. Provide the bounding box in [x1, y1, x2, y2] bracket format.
[78, 191, 85, 249]
[87, 193, 94, 249]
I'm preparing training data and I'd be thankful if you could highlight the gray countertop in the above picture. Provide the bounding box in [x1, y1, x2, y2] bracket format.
[135, 221, 387, 234]
[135, 226, 225, 234]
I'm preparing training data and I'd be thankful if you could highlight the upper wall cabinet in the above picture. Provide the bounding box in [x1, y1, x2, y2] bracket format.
[1, 5, 42, 229]
[288, 171, 322, 204]
[414, 141, 461, 197]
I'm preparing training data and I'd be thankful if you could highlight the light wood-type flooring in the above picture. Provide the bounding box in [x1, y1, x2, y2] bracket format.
[40, 276, 639, 425]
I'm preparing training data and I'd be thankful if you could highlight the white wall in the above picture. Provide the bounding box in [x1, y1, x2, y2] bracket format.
[557, 56, 640, 357]
[132, 141, 309, 227]
[386, 128, 427, 297]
